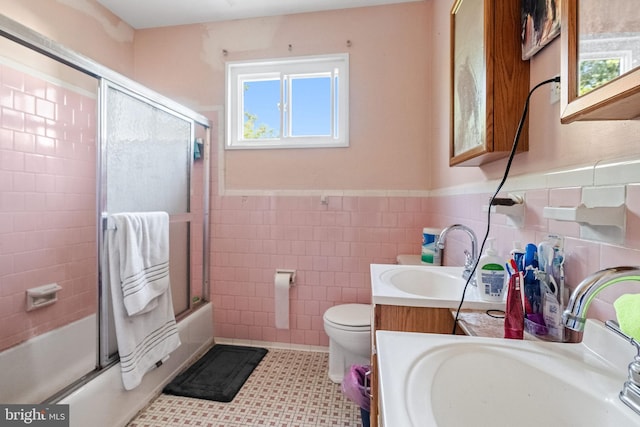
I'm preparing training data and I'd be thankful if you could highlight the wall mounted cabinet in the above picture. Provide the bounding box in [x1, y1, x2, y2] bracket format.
[560, 0, 640, 123]
[450, 0, 530, 166]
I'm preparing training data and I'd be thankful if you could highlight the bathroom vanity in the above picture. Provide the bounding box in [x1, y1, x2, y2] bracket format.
[369, 264, 505, 427]
[370, 305, 461, 427]
[375, 320, 637, 426]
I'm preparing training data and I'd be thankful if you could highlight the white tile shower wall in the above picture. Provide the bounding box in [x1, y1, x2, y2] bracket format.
[211, 158, 640, 346]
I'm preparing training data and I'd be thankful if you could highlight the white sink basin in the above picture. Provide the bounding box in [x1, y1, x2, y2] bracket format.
[376, 321, 638, 426]
[379, 267, 464, 299]
[371, 264, 504, 310]
[412, 344, 632, 426]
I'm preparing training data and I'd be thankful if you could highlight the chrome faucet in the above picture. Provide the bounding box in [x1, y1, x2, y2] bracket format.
[436, 224, 478, 285]
[562, 266, 640, 416]
[562, 266, 640, 331]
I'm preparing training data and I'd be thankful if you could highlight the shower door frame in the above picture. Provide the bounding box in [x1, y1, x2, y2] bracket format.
[98, 79, 205, 365]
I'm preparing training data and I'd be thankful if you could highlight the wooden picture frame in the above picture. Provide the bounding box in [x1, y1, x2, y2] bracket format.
[450, 0, 530, 167]
[521, 0, 562, 60]
[450, 0, 487, 163]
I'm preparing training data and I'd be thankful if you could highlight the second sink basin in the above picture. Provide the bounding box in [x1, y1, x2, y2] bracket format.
[371, 264, 505, 310]
[379, 267, 463, 299]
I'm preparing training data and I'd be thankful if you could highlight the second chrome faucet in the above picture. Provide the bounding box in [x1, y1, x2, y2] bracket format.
[436, 224, 478, 285]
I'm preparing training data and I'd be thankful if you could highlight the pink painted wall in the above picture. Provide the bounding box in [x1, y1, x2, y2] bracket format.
[0, 0, 135, 77]
[429, 0, 640, 188]
[0, 62, 97, 351]
[133, 2, 433, 191]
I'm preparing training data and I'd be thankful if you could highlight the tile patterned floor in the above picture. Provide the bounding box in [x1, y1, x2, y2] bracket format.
[128, 348, 364, 427]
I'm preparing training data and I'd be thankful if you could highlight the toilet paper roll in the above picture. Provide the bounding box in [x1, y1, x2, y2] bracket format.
[274, 272, 291, 329]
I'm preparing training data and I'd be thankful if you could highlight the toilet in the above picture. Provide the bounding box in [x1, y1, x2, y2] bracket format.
[323, 303, 372, 383]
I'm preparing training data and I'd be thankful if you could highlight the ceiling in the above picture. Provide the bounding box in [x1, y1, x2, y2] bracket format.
[96, 0, 422, 29]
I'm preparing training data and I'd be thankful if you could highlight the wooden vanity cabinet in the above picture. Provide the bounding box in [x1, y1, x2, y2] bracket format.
[369, 305, 464, 427]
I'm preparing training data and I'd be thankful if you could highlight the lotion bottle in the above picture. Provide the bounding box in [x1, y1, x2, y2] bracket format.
[476, 238, 507, 302]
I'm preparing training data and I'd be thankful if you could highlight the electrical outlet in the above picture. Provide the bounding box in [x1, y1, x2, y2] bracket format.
[550, 80, 561, 104]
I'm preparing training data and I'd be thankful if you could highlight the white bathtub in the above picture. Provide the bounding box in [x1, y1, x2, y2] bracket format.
[0, 314, 97, 404]
[0, 303, 214, 427]
[60, 302, 213, 427]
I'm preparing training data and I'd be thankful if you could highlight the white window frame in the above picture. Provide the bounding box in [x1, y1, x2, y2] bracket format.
[225, 53, 349, 149]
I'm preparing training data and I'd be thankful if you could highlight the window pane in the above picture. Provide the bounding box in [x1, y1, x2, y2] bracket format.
[226, 54, 348, 149]
[243, 79, 280, 139]
[290, 76, 331, 137]
[334, 74, 339, 138]
[283, 79, 289, 137]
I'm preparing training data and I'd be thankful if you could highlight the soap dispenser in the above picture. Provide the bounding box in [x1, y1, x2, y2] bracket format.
[476, 238, 507, 302]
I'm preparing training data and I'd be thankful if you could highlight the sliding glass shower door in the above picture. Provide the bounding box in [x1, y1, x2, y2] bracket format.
[99, 82, 196, 365]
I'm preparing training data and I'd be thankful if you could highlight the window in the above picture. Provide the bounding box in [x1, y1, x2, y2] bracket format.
[578, 50, 632, 96]
[226, 54, 349, 149]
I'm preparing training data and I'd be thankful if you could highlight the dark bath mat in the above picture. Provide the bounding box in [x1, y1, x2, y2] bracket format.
[163, 344, 268, 402]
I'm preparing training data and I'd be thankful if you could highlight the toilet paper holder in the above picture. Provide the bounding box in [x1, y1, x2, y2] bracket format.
[275, 269, 296, 285]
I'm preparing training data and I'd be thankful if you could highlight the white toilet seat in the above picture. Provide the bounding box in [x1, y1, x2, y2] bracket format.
[323, 303, 371, 329]
[324, 320, 370, 333]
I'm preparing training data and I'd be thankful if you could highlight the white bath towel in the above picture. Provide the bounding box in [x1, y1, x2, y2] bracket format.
[111, 212, 171, 316]
[105, 212, 181, 390]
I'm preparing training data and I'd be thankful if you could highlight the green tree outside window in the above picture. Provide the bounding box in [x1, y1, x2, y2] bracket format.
[579, 58, 621, 96]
